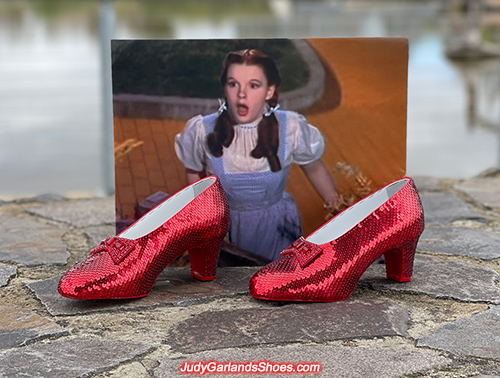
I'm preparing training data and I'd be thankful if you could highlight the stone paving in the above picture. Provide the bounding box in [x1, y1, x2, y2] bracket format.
[27, 268, 256, 316]
[418, 306, 500, 360]
[454, 175, 500, 212]
[0, 215, 68, 266]
[362, 254, 500, 304]
[0, 305, 68, 350]
[419, 192, 489, 225]
[418, 226, 500, 260]
[0, 265, 16, 287]
[0, 173, 500, 377]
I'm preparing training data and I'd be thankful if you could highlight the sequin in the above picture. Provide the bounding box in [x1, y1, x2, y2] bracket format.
[58, 176, 230, 300]
[249, 177, 425, 302]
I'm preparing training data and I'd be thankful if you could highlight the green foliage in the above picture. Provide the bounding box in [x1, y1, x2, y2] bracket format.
[112, 40, 311, 98]
[482, 26, 500, 44]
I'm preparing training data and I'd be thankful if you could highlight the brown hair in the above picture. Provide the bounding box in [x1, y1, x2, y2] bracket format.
[207, 49, 282, 172]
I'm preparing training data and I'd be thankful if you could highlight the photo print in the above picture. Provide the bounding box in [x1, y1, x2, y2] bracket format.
[112, 38, 408, 266]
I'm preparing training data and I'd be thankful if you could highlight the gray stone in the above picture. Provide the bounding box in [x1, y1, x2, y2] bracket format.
[420, 193, 488, 224]
[27, 197, 114, 227]
[0, 215, 68, 266]
[27, 267, 258, 316]
[413, 176, 442, 192]
[85, 225, 116, 248]
[418, 306, 500, 360]
[13, 193, 66, 204]
[418, 226, 500, 260]
[155, 344, 450, 378]
[167, 299, 408, 353]
[0, 337, 154, 378]
[0, 265, 16, 287]
[475, 167, 500, 178]
[34, 193, 67, 202]
[0, 306, 68, 350]
[362, 254, 500, 304]
[455, 177, 500, 212]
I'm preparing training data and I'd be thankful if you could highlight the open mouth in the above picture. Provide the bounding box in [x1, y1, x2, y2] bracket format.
[237, 104, 249, 117]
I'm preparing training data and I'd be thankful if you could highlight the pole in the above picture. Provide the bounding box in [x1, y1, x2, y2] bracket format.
[99, 0, 116, 196]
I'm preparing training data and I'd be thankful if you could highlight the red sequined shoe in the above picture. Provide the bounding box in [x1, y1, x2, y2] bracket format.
[249, 177, 424, 302]
[58, 176, 230, 299]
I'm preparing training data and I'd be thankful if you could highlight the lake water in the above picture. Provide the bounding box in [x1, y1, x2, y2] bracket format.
[0, 0, 499, 199]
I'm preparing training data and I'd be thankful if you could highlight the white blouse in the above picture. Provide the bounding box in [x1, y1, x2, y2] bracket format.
[175, 111, 325, 174]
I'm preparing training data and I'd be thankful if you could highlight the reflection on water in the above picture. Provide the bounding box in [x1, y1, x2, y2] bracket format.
[459, 59, 500, 131]
[0, 0, 499, 198]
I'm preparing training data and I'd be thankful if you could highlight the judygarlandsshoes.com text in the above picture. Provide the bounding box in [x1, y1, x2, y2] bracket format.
[179, 360, 322, 375]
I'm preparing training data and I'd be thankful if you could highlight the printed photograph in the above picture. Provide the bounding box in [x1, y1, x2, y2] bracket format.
[112, 38, 408, 266]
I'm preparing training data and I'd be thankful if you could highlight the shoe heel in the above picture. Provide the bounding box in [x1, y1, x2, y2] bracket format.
[188, 236, 224, 281]
[384, 237, 419, 282]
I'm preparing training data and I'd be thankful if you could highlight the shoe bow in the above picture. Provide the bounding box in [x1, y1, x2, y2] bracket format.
[90, 236, 137, 264]
[280, 237, 323, 268]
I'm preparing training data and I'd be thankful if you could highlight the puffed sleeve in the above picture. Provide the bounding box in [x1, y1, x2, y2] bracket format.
[290, 113, 325, 165]
[174, 115, 207, 172]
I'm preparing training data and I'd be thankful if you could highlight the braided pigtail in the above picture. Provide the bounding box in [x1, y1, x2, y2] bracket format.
[206, 103, 235, 157]
[250, 111, 281, 172]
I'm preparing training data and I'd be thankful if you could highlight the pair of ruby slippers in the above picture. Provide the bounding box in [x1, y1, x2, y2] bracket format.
[58, 176, 424, 302]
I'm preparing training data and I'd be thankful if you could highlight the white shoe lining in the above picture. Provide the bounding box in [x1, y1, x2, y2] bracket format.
[307, 179, 409, 245]
[119, 177, 216, 240]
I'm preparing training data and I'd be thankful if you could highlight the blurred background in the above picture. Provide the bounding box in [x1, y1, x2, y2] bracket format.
[1, 0, 499, 200]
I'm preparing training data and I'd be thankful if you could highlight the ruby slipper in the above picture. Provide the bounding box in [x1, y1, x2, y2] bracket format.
[249, 177, 424, 302]
[58, 176, 230, 300]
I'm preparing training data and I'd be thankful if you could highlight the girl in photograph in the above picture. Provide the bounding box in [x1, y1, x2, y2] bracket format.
[175, 49, 338, 262]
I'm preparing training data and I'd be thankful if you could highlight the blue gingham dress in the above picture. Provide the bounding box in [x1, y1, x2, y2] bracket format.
[175, 110, 325, 261]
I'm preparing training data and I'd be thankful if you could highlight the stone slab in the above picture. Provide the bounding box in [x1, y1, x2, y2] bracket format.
[27, 197, 114, 228]
[84, 225, 116, 248]
[0, 215, 68, 266]
[455, 177, 500, 212]
[413, 176, 442, 192]
[27, 267, 258, 316]
[0, 337, 154, 378]
[167, 299, 408, 354]
[155, 344, 450, 378]
[475, 167, 500, 178]
[420, 193, 488, 224]
[14, 194, 66, 203]
[362, 254, 500, 304]
[418, 226, 500, 260]
[0, 306, 68, 350]
[418, 306, 500, 360]
[0, 265, 16, 287]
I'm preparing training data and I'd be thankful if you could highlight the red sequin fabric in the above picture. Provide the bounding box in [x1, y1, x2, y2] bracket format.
[249, 177, 424, 302]
[58, 176, 230, 300]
